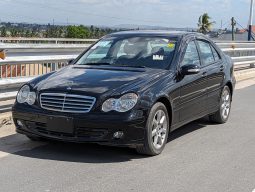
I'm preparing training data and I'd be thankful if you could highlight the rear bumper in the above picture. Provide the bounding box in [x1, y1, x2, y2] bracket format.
[12, 106, 147, 147]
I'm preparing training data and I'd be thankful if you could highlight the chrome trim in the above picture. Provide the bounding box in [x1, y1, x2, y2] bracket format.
[187, 69, 200, 73]
[40, 93, 96, 113]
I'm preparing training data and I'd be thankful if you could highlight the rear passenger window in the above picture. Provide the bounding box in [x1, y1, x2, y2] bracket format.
[211, 46, 221, 61]
[181, 41, 200, 67]
[197, 41, 215, 66]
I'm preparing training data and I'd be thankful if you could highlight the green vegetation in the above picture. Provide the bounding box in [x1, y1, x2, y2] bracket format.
[198, 13, 215, 34]
[0, 22, 116, 38]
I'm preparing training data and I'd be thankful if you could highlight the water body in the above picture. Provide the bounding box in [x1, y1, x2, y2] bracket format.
[212, 32, 250, 41]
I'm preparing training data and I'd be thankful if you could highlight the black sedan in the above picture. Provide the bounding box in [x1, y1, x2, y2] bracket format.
[12, 31, 236, 156]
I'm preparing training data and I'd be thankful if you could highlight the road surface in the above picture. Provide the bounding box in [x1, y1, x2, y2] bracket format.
[0, 84, 255, 192]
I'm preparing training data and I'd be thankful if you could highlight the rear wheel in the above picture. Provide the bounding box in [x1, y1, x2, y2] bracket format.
[209, 86, 232, 124]
[136, 102, 169, 156]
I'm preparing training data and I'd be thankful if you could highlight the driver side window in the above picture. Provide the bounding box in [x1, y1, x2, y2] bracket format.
[181, 41, 200, 67]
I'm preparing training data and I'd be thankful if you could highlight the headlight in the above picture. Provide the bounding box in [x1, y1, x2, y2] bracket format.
[17, 85, 30, 103]
[102, 93, 138, 112]
[27, 92, 36, 105]
[17, 85, 36, 105]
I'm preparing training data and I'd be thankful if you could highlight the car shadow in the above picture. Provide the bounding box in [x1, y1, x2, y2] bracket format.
[168, 117, 211, 142]
[0, 117, 211, 163]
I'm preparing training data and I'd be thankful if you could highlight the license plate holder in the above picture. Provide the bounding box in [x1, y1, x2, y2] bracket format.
[47, 116, 74, 134]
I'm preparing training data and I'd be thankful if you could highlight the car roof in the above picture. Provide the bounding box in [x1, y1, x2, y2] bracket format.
[108, 30, 199, 38]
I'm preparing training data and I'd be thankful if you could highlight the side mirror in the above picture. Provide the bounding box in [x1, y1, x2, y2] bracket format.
[181, 64, 200, 75]
[68, 59, 74, 65]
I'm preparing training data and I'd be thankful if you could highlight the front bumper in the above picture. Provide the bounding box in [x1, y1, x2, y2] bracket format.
[12, 105, 147, 147]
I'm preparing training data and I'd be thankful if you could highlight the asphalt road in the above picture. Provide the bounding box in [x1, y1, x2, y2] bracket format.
[0, 85, 255, 192]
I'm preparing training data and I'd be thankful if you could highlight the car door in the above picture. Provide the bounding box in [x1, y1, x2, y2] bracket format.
[178, 40, 208, 123]
[196, 40, 225, 113]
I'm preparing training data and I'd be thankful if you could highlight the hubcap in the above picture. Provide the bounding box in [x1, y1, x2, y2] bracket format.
[151, 110, 167, 149]
[221, 89, 231, 120]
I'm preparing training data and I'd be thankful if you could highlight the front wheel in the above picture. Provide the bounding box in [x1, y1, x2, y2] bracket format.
[136, 102, 170, 156]
[209, 86, 232, 124]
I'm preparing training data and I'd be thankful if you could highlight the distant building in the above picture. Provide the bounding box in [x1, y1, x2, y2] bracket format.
[211, 32, 249, 41]
[209, 26, 255, 41]
[237, 29, 247, 33]
[237, 25, 255, 34]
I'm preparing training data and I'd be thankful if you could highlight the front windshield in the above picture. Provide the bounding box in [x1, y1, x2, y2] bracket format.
[76, 36, 177, 69]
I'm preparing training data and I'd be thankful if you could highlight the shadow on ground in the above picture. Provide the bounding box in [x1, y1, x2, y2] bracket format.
[168, 117, 211, 142]
[0, 118, 211, 163]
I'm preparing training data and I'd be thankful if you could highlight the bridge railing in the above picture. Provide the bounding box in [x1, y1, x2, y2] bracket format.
[0, 56, 75, 79]
[0, 37, 98, 44]
[1, 41, 254, 78]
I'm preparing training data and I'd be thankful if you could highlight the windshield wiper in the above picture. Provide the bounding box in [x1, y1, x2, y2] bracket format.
[79, 63, 146, 68]
[79, 62, 112, 66]
[112, 65, 146, 68]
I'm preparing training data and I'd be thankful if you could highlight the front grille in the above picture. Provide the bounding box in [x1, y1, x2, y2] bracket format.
[40, 93, 96, 113]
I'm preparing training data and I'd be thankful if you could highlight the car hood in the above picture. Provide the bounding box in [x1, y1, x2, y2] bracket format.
[33, 65, 169, 97]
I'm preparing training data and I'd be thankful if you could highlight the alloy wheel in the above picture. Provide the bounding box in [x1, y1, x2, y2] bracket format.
[151, 110, 168, 149]
[221, 89, 231, 120]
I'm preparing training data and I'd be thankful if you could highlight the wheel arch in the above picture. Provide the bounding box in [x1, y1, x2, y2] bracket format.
[156, 97, 173, 127]
[226, 81, 233, 97]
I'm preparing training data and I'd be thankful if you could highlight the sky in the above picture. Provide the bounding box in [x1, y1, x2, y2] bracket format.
[0, 0, 253, 29]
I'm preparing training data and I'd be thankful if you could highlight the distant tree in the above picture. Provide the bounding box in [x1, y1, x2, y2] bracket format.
[0, 27, 7, 37]
[94, 27, 100, 38]
[25, 30, 31, 37]
[10, 28, 18, 37]
[0, 21, 116, 38]
[198, 13, 215, 34]
[31, 27, 39, 37]
[90, 25, 94, 37]
[66, 25, 89, 38]
[19, 28, 25, 37]
[66, 26, 77, 38]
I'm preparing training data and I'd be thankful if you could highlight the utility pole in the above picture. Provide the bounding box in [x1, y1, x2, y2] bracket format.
[248, 0, 254, 41]
[231, 17, 236, 41]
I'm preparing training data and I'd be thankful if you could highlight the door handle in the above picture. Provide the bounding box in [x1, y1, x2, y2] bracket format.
[202, 71, 207, 77]
[220, 65, 224, 71]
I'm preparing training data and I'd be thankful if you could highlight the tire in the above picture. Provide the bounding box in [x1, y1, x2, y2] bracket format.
[26, 135, 44, 141]
[136, 102, 170, 156]
[209, 86, 232, 124]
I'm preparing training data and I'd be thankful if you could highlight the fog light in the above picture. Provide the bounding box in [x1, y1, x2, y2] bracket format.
[17, 120, 24, 127]
[113, 131, 124, 139]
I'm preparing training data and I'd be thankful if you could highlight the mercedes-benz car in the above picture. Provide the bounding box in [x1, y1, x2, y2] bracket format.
[12, 31, 236, 156]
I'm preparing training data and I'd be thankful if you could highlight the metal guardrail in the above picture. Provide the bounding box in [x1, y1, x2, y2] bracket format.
[0, 37, 98, 44]
[0, 60, 69, 79]
[216, 42, 255, 68]
[1, 44, 89, 57]
[0, 42, 255, 77]
[1, 40, 255, 113]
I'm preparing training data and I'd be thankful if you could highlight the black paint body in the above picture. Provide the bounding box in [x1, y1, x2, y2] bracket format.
[12, 31, 236, 147]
